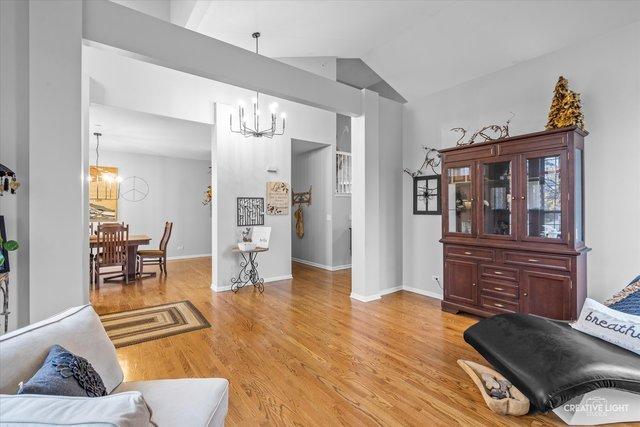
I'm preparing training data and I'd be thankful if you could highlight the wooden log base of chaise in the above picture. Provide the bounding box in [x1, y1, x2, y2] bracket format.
[457, 359, 530, 416]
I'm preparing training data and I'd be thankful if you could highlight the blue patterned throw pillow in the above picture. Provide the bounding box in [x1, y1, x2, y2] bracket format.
[18, 345, 107, 397]
[605, 274, 640, 316]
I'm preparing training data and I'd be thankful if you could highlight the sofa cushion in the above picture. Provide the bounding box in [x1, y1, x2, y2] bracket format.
[114, 378, 229, 427]
[0, 391, 153, 426]
[464, 313, 640, 411]
[0, 305, 123, 395]
[18, 344, 107, 397]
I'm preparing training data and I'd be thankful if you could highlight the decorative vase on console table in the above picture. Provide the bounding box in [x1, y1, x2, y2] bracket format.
[439, 126, 589, 321]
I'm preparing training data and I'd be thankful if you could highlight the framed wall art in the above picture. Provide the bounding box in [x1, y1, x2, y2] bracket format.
[266, 181, 289, 215]
[237, 197, 265, 226]
[413, 175, 441, 215]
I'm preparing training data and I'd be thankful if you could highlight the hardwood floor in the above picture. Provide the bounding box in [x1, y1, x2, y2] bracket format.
[91, 258, 565, 426]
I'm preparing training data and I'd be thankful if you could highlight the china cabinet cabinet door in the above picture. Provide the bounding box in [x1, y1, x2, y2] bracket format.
[521, 270, 572, 320]
[444, 259, 478, 305]
[519, 150, 567, 243]
[443, 163, 476, 237]
[479, 157, 516, 240]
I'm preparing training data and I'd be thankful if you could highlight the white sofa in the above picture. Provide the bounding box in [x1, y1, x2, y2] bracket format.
[0, 305, 229, 426]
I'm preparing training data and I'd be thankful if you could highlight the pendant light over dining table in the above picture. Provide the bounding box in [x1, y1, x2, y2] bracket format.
[230, 32, 287, 139]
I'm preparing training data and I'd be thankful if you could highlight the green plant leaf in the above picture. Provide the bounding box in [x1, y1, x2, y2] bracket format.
[3, 240, 19, 251]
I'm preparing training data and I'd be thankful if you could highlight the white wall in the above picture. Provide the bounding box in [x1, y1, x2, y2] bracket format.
[89, 150, 211, 258]
[29, 0, 87, 322]
[291, 143, 333, 268]
[403, 22, 640, 302]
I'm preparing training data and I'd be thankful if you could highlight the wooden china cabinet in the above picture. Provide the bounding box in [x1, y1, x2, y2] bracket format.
[439, 126, 588, 320]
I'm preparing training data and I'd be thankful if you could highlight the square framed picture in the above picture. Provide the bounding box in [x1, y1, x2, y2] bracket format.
[413, 175, 441, 215]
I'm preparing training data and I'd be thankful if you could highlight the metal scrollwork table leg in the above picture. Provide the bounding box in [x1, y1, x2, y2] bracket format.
[230, 251, 265, 293]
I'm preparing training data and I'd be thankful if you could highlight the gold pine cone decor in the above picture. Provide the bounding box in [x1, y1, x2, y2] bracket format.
[546, 76, 585, 131]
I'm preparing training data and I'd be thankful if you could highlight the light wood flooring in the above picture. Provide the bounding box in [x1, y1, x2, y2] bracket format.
[90, 258, 567, 426]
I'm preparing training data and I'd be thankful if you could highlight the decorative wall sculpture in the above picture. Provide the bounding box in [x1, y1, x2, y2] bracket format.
[237, 197, 264, 226]
[266, 181, 289, 215]
[403, 147, 441, 177]
[452, 112, 515, 146]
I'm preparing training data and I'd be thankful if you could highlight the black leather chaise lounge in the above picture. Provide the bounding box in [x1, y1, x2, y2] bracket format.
[463, 313, 640, 412]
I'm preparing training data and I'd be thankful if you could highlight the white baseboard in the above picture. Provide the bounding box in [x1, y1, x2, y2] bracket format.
[379, 285, 403, 296]
[402, 285, 443, 300]
[167, 253, 211, 261]
[210, 274, 292, 292]
[264, 274, 293, 283]
[292, 258, 351, 272]
[350, 292, 381, 302]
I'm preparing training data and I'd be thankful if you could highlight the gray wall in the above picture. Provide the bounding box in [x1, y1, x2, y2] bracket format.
[291, 143, 333, 267]
[90, 150, 212, 258]
[378, 97, 403, 290]
[0, 0, 30, 329]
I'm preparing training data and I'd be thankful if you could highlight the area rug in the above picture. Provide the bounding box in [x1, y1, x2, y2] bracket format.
[99, 301, 211, 348]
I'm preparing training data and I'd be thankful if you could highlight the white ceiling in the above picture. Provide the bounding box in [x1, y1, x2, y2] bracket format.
[194, 0, 640, 102]
[90, 104, 212, 160]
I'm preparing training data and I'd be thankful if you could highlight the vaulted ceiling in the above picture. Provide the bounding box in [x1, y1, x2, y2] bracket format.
[112, 0, 640, 103]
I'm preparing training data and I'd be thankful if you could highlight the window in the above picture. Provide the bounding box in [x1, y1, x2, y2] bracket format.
[336, 151, 352, 195]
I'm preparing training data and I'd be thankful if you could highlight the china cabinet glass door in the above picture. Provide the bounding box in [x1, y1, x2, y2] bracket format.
[521, 152, 565, 242]
[446, 164, 475, 235]
[480, 159, 514, 239]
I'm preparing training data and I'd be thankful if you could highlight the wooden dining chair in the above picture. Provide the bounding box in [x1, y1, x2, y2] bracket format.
[137, 221, 173, 276]
[94, 222, 130, 285]
[89, 222, 101, 286]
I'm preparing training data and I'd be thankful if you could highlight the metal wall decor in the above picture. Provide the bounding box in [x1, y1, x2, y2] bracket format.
[453, 112, 515, 146]
[237, 197, 265, 226]
[403, 146, 441, 177]
[413, 175, 441, 215]
[120, 176, 149, 202]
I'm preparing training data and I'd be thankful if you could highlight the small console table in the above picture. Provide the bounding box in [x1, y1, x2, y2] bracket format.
[230, 247, 268, 293]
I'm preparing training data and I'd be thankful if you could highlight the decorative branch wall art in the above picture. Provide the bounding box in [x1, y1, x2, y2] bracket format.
[452, 112, 515, 146]
[237, 197, 264, 226]
[403, 147, 441, 177]
[266, 181, 289, 215]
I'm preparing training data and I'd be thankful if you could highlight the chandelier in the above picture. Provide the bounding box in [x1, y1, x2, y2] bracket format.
[89, 132, 122, 201]
[230, 32, 286, 139]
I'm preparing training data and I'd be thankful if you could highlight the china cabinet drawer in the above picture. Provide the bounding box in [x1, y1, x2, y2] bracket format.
[445, 246, 495, 262]
[480, 295, 519, 314]
[503, 251, 571, 272]
[480, 265, 518, 282]
[480, 280, 518, 299]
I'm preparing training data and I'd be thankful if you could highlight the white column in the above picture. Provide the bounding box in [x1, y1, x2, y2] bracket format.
[350, 89, 381, 301]
[29, 0, 86, 321]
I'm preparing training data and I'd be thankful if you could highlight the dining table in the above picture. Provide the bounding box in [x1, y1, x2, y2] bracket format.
[89, 234, 153, 282]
